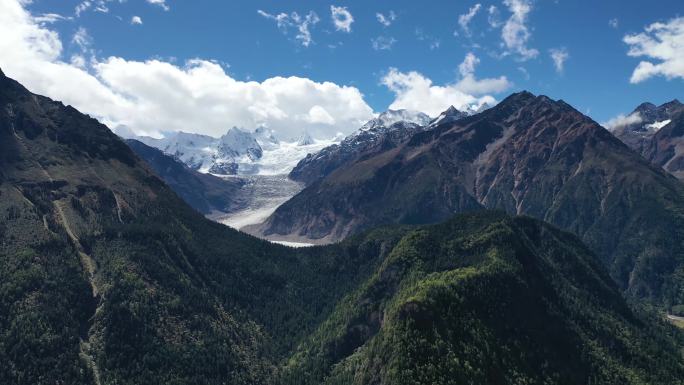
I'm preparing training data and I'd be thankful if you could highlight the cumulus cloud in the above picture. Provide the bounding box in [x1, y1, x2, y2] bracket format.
[258, 9, 320, 47]
[602, 112, 643, 131]
[624, 17, 684, 83]
[381, 53, 512, 116]
[0, 0, 374, 140]
[458, 3, 481, 36]
[131, 16, 143, 25]
[501, 0, 538, 60]
[549, 47, 569, 73]
[146, 0, 169, 11]
[330, 5, 353, 33]
[376, 11, 396, 27]
[371, 36, 396, 51]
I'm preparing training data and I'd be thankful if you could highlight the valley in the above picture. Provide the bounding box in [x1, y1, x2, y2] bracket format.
[3, 1, 684, 384]
[209, 174, 303, 231]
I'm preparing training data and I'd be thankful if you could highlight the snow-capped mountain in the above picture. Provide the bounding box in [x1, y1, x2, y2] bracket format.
[297, 131, 315, 146]
[124, 126, 337, 176]
[360, 109, 431, 131]
[428, 105, 469, 127]
[133, 128, 262, 175]
[253, 126, 280, 150]
[290, 109, 437, 185]
[613, 99, 684, 180]
[612, 100, 682, 154]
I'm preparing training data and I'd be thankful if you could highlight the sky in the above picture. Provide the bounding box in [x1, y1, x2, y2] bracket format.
[0, 0, 682, 140]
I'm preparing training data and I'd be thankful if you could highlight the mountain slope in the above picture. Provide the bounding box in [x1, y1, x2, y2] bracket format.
[125, 139, 247, 214]
[280, 212, 684, 385]
[0, 69, 391, 385]
[259, 92, 684, 305]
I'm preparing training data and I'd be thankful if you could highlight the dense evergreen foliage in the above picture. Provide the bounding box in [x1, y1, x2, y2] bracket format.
[279, 213, 684, 385]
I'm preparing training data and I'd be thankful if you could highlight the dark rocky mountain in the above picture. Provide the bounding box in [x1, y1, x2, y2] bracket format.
[258, 91, 684, 306]
[2, 70, 684, 384]
[125, 139, 247, 215]
[613, 100, 684, 179]
[290, 109, 434, 185]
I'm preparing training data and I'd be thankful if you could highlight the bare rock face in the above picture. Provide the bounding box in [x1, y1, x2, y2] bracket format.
[259, 91, 684, 305]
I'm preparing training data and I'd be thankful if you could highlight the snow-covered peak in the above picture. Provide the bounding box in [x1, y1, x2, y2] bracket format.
[297, 131, 314, 146]
[361, 109, 431, 131]
[253, 126, 280, 149]
[473, 102, 491, 114]
[429, 105, 469, 127]
[218, 127, 263, 161]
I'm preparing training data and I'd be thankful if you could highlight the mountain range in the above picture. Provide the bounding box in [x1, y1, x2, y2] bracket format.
[120, 124, 336, 177]
[2, 69, 684, 384]
[254, 92, 684, 307]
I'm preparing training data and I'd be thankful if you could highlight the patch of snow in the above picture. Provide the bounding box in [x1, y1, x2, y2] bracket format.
[646, 119, 672, 132]
[271, 240, 315, 248]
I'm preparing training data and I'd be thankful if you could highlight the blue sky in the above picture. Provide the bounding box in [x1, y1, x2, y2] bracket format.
[3, 0, 683, 138]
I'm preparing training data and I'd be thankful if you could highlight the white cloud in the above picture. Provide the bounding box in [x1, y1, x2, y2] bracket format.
[549, 47, 569, 73]
[501, 0, 538, 60]
[376, 11, 396, 27]
[381, 53, 512, 116]
[602, 112, 643, 131]
[459, 52, 480, 77]
[303, 105, 336, 125]
[371, 36, 396, 51]
[75, 1, 92, 16]
[34, 13, 71, 24]
[258, 9, 320, 47]
[75, 0, 116, 16]
[72, 27, 92, 51]
[609, 18, 619, 29]
[146, 0, 169, 11]
[455, 52, 512, 95]
[624, 17, 684, 83]
[488, 5, 502, 28]
[458, 3, 482, 36]
[131, 16, 143, 25]
[330, 5, 353, 33]
[0, 0, 374, 140]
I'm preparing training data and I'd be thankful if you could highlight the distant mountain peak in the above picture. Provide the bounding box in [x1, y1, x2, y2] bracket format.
[363, 109, 431, 131]
[635, 102, 657, 113]
[444, 105, 459, 115]
[429, 105, 468, 127]
[297, 131, 314, 146]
